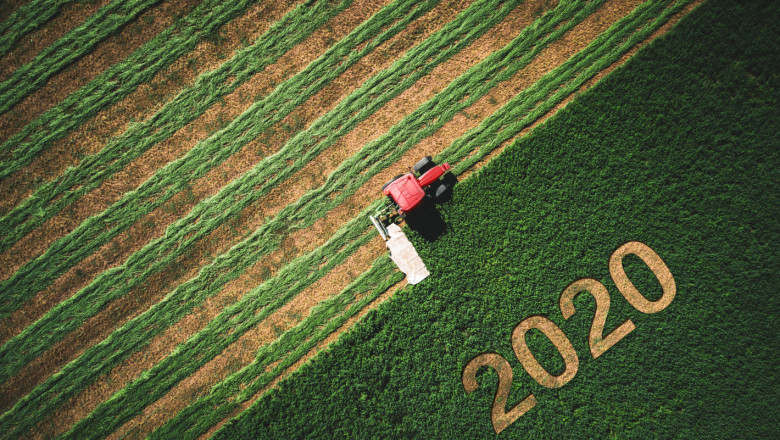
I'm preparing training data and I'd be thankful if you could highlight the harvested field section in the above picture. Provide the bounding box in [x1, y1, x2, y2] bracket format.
[0, 0, 398, 411]
[24, 1, 475, 433]
[0, 0, 299, 216]
[0, 0, 112, 82]
[0, 0, 707, 439]
[0, 0, 199, 136]
[0, 0, 386, 336]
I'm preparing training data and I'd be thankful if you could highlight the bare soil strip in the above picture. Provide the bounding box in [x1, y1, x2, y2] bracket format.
[0, 0, 201, 144]
[0, 0, 113, 83]
[203, 0, 703, 432]
[0, 0, 396, 413]
[0, 0, 300, 219]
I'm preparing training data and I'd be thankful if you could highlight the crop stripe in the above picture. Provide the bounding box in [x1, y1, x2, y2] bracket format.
[0, 0, 165, 115]
[0, 0, 368, 313]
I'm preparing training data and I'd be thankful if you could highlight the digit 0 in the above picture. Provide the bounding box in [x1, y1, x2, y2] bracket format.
[512, 315, 578, 388]
[609, 241, 676, 314]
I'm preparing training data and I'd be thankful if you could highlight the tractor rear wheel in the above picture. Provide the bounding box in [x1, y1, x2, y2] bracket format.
[413, 156, 434, 175]
[434, 182, 449, 199]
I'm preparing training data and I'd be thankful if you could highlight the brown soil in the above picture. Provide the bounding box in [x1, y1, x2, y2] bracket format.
[0, 0, 114, 83]
[0, 0, 202, 144]
[0, 0, 301, 216]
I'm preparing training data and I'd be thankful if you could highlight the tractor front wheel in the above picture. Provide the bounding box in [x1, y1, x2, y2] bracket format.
[413, 156, 434, 175]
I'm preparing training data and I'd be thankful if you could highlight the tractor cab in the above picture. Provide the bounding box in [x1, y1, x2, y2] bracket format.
[381, 156, 451, 217]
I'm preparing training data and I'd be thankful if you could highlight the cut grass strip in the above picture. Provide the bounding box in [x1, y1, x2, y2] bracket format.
[0, 0, 74, 58]
[0, 0, 489, 381]
[150, 255, 403, 440]
[0, 0, 164, 115]
[0, 0, 432, 295]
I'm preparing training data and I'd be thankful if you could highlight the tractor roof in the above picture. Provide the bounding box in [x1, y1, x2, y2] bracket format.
[383, 173, 425, 213]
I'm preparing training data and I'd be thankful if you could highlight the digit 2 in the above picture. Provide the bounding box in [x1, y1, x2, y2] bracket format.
[462, 353, 537, 434]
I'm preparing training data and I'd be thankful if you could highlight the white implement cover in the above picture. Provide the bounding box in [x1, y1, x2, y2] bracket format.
[385, 224, 429, 284]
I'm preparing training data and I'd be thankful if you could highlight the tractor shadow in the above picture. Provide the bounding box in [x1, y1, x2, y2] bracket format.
[404, 173, 458, 242]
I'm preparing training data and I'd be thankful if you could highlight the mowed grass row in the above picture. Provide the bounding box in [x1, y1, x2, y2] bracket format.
[0, 0, 447, 386]
[0, 0, 354, 312]
[0, 0, 165, 114]
[0, 0, 525, 436]
[64, 1, 692, 438]
[0, 0, 74, 57]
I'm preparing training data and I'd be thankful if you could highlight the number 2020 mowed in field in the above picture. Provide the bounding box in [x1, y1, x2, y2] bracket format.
[463, 241, 676, 434]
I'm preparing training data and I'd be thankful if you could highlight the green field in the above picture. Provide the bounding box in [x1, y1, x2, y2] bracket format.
[215, 1, 779, 437]
[0, 0, 776, 438]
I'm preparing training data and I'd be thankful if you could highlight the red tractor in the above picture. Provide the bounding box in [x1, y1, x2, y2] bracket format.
[370, 156, 452, 240]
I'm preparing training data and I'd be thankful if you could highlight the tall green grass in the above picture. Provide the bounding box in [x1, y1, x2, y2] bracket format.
[0, 0, 74, 58]
[212, 1, 778, 437]
[0, 0, 165, 114]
